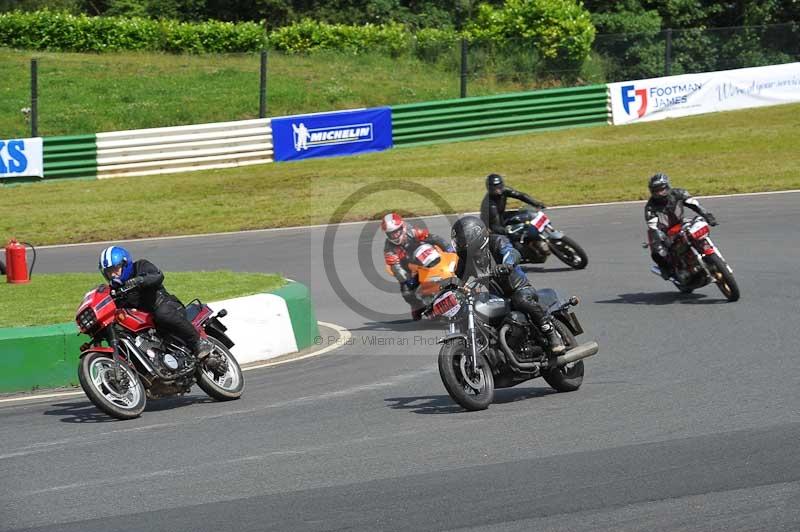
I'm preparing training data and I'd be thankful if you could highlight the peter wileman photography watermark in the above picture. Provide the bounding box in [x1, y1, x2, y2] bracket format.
[313, 334, 444, 347]
[321, 179, 459, 323]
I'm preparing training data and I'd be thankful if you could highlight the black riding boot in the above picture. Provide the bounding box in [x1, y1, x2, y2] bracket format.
[540, 317, 565, 355]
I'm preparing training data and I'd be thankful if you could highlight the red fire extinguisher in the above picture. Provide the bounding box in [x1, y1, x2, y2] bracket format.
[5, 239, 36, 284]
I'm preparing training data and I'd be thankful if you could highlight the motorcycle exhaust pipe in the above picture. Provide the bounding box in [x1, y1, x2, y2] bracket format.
[555, 341, 599, 367]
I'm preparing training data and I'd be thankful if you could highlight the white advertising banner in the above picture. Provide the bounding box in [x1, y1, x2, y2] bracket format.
[0, 137, 43, 178]
[609, 62, 800, 125]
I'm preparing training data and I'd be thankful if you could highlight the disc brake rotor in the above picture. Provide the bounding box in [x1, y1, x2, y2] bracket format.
[459, 356, 485, 391]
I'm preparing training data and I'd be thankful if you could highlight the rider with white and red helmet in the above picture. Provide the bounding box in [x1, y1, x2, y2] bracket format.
[382, 212, 454, 320]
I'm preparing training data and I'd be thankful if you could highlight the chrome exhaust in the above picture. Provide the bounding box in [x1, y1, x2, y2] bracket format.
[555, 341, 599, 367]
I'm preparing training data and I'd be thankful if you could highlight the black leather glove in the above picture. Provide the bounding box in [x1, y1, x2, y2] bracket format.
[704, 212, 717, 226]
[411, 307, 425, 321]
[123, 276, 144, 290]
[535, 202, 547, 210]
[493, 264, 512, 276]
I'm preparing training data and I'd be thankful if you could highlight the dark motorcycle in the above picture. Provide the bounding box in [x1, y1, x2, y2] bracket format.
[644, 215, 739, 302]
[505, 208, 588, 269]
[75, 283, 244, 420]
[425, 277, 599, 411]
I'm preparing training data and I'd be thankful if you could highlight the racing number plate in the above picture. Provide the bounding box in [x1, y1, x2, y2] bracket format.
[432, 291, 461, 318]
[531, 211, 550, 231]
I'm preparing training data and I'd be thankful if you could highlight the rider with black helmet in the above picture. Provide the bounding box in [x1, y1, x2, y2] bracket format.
[480, 173, 547, 235]
[451, 216, 565, 354]
[645, 173, 717, 280]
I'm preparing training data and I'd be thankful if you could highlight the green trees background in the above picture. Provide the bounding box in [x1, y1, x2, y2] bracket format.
[0, 0, 797, 82]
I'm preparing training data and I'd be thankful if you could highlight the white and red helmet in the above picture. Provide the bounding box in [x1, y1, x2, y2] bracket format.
[381, 212, 407, 245]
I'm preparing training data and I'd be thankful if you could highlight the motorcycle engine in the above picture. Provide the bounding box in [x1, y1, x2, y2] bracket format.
[503, 312, 543, 362]
[135, 332, 187, 375]
[504, 311, 544, 362]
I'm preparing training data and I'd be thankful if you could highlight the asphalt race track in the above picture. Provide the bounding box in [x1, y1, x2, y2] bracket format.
[1, 192, 799, 532]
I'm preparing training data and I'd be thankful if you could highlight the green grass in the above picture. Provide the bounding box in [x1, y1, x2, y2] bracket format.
[1, 102, 798, 246]
[0, 272, 285, 327]
[0, 47, 536, 137]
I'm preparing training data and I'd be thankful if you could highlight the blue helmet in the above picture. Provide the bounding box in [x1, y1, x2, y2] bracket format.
[99, 246, 133, 284]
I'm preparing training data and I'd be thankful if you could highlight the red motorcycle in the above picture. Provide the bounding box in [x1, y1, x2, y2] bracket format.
[75, 283, 244, 420]
[646, 215, 740, 301]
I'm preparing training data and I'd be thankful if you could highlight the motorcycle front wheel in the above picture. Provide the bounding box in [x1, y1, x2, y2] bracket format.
[438, 340, 494, 411]
[78, 352, 146, 420]
[548, 237, 588, 270]
[705, 254, 740, 302]
[196, 337, 245, 400]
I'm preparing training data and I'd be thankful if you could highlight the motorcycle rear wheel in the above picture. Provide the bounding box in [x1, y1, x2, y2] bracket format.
[705, 254, 740, 302]
[78, 352, 146, 420]
[196, 337, 245, 401]
[548, 237, 588, 270]
[542, 319, 584, 392]
[438, 340, 494, 411]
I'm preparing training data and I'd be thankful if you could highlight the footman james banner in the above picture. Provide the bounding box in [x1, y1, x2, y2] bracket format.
[0, 137, 43, 178]
[272, 107, 392, 162]
[609, 62, 800, 125]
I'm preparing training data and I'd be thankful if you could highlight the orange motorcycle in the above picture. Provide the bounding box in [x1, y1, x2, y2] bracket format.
[386, 243, 460, 306]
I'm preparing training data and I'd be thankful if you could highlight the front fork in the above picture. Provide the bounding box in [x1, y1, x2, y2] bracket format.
[106, 327, 124, 383]
[463, 292, 480, 370]
[691, 237, 727, 278]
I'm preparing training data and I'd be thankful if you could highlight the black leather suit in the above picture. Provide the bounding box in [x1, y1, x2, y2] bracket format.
[480, 187, 545, 235]
[117, 259, 200, 349]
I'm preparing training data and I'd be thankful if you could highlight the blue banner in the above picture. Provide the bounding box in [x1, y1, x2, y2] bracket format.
[272, 107, 392, 162]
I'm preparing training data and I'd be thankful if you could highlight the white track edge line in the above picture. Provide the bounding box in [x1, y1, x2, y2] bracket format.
[34, 189, 800, 250]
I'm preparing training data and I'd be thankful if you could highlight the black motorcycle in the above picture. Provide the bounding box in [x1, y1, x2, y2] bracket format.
[505, 208, 588, 269]
[425, 277, 599, 411]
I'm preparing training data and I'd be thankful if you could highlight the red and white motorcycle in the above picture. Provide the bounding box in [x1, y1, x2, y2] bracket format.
[645, 215, 739, 301]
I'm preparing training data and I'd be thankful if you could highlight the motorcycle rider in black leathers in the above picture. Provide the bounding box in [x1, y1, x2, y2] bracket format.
[99, 245, 213, 361]
[645, 173, 717, 280]
[480, 173, 547, 235]
[382, 212, 454, 320]
[451, 216, 565, 354]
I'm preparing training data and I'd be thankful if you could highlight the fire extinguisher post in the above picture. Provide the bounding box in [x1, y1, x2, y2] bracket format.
[5, 239, 36, 284]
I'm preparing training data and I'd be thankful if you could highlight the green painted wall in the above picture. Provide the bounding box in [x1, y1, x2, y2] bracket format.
[272, 282, 319, 350]
[0, 323, 82, 393]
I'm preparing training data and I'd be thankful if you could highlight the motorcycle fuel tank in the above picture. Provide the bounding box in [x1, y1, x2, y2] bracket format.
[474, 292, 510, 322]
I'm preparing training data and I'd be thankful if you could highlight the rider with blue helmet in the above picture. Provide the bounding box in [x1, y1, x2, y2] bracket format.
[99, 246, 212, 360]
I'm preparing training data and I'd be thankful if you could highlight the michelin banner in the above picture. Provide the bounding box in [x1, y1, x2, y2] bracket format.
[609, 62, 800, 125]
[272, 107, 392, 162]
[0, 137, 43, 178]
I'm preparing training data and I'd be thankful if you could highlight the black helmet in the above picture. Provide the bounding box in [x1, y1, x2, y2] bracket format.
[648, 173, 670, 199]
[451, 215, 489, 254]
[485, 173, 505, 196]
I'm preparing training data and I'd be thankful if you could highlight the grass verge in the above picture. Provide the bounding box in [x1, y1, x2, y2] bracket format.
[0, 272, 285, 327]
[0, 47, 532, 138]
[1, 102, 799, 246]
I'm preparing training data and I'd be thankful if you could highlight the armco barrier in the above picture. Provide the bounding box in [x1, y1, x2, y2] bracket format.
[43, 134, 97, 180]
[0, 282, 319, 394]
[391, 84, 611, 147]
[95, 118, 273, 179]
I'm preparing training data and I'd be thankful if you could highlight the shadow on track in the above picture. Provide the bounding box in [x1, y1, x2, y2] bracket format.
[349, 319, 443, 333]
[521, 265, 575, 274]
[384, 395, 464, 414]
[595, 291, 729, 305]
[385, 387, 553, 414]
[45, 396, 212, 423]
